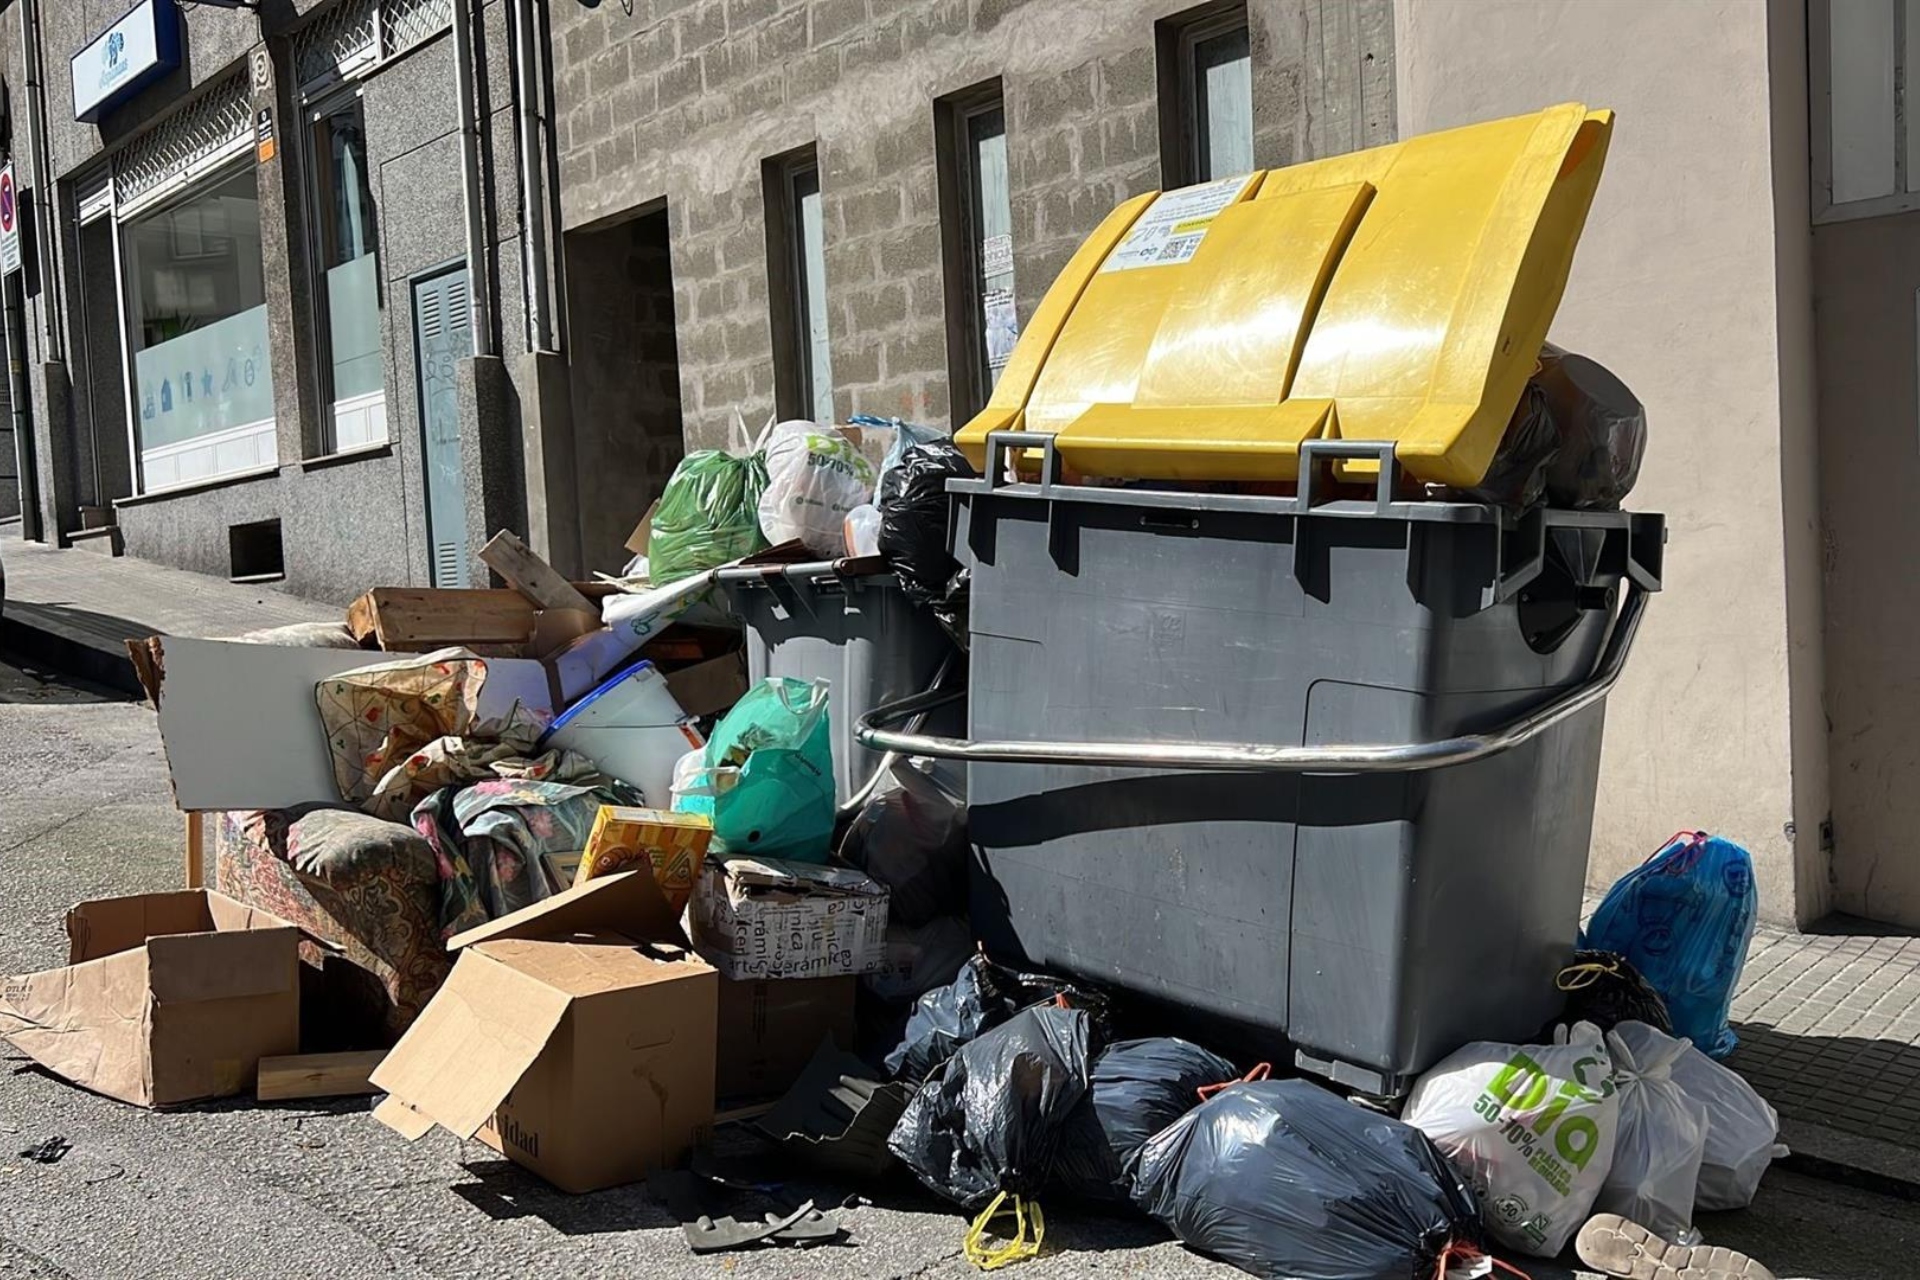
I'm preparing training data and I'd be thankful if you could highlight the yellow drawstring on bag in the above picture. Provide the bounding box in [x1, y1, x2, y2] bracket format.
[963, 1191, 1046, 1270]
[1556, 958, 1619, 991]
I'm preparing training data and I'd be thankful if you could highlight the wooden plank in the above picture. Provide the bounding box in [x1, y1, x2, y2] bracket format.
[257, 1050, 387, 1102]
[479, 531, 596, 613]
[184, 810, 204, 889]
[349, 588, 539, 651]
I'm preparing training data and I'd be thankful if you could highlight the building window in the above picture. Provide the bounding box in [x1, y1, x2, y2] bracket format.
[765, 149, 834, 422]
[123, 164, 277, 492]
[938, 84, 1018, 422]
[1814, 0, 1920, 222]
[1158, 2, 1254, 187]
[309, 92, 387, 451]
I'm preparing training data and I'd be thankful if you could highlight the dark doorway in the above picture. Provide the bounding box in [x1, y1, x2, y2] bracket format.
[563, 204, 686, 575]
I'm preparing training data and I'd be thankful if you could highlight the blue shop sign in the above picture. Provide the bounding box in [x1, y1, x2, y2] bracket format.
[71, 0, 182, 125]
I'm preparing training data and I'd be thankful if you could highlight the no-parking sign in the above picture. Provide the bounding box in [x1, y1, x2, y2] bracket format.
[0, 164, 20, 276]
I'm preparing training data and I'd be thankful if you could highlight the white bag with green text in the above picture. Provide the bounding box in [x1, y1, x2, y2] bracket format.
[758, 420, 877, 556]
[1402, 1021, 1620, 1258]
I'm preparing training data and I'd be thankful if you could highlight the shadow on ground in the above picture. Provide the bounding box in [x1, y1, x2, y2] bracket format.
[1728, 1023, 1920, 1152]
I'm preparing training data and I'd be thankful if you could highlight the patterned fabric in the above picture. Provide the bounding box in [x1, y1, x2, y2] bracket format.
[412, 779, 618, 939]
[314, 647, 571, 821]
[215, 808, 450, 1046]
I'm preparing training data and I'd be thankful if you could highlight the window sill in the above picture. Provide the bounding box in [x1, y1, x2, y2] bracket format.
[301, 441, 394, 472]
[115, 463, 281, 507]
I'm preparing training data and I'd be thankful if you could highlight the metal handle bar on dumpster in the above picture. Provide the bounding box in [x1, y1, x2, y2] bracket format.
[854, 580, 1647, 775]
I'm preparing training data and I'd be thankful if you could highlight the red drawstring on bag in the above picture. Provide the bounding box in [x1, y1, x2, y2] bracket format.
[1432, 1238, 1533, 1280]
[1195, 1062, 1271, 1104]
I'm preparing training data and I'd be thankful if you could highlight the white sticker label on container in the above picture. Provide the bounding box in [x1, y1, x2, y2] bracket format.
[1100, 173, 1258, 273]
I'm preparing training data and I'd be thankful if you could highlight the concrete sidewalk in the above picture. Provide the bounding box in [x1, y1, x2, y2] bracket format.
[0, 527, 336, 693]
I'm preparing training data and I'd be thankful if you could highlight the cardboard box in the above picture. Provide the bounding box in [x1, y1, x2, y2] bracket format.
[692, 856, 890, 980]
[372, 871, 717, 1194]
[580, 805, 712, 910]
[714, 975, 856, 1101]
[0, 891, 300, 1107]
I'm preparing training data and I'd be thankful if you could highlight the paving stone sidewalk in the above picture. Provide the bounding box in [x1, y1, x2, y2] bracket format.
[1727, 921, 1920, 1156]
[1, 528, 335, 690]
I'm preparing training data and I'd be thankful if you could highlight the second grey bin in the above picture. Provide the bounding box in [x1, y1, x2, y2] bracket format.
[860, 436, 1664, 1095]
[715, 560, 959, 805]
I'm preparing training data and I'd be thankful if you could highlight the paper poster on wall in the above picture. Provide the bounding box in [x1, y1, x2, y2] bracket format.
[1100, 173, 1257, 273]
[984, 288, 1019, 377]
[981, 233, 1013, 281]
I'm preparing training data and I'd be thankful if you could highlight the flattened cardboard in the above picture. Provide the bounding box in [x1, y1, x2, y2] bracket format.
[715, 975, 855, 1101]
[0, 890, 300, 1107]
[374, 870, 717, 1193]
[662, 651, 748, 719]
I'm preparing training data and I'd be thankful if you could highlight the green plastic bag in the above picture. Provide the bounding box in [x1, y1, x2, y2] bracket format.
[695, 677, 835, 862]
[649, 449, 769, 581]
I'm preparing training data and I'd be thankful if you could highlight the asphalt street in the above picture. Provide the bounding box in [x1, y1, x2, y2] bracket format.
[0, 649, 1912, 1280]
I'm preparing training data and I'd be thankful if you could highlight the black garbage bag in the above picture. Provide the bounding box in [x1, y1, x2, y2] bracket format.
[1547, 948, 1674, 1037]
[885, 953, 1111, 1084]
[1131, 1079, 1483, 1280]
[1538, 344, 1647, 510]
[877, 440, 976, 607]
[887, 1004, 1095, 1209]
[1051, 1038, 1240, 1204]
[1461, 377, 1558, 509]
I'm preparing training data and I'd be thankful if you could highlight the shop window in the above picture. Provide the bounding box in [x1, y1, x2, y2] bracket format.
[765, 148, 834, 422]
[1158, 1, 1255, 187]
[938, 84, 1018, 423]
[309, 92, 387, 450]
[123, 165, 276, 492]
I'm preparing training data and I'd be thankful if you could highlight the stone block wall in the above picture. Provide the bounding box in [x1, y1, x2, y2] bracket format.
[550, 0, 1394, 450]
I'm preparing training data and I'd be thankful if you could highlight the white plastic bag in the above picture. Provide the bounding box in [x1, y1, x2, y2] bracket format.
[1669, 1038, 1784, 1210]
[1403, 1021, 1619, 1257]
[1595, 1021, 1709, 1242]
[758, 420, 877, 556]
[844, 503, 882, 556]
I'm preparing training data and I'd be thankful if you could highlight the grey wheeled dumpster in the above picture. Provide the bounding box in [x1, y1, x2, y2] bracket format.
[858, 435, 1665, 1095]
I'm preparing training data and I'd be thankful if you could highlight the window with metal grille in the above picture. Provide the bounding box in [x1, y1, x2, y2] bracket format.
[113, 74, 252, 216]
[291, 0, 453, 97]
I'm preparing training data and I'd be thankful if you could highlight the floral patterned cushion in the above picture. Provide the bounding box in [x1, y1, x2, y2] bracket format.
[216, 808, 450, 1048]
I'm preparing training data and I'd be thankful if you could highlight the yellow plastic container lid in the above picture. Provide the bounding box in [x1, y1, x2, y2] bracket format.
[956, 103, 1614, 488]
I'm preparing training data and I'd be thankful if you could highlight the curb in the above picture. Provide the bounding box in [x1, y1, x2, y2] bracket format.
[1775, 1116, 1920, 1201]
[0, 602, 145, 698]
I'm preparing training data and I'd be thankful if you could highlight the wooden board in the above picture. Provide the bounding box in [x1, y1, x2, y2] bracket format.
[347, 588, 540, 651]
[479, 531, 596, 613]
[257, 1050, 386, 1102]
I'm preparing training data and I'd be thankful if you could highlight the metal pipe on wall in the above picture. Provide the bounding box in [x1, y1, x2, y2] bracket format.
[6, 276, 42, 542]
[509, 0, 555, 354]
[450, 0, 496, 359]
[22, 0, 62, 359]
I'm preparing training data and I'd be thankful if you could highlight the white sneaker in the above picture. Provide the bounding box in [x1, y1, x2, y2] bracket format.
[1574, 1214, 1776, 1280]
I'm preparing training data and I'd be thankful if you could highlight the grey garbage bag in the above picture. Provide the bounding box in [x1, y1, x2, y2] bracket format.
[884, 953, 1111, 1084]
[1051, 1038, 1239, 1204]
[1131, 1079, 1484, 1280]
[839, 760, 967, 929]
[1538, 344, 1647, 509]
[887, 1004, 1095, 1209]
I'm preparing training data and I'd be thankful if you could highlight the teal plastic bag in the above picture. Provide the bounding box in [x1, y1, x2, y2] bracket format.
[696, 677, 834, 862]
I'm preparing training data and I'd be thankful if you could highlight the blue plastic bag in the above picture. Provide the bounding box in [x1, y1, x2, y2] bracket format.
[1581, 832, 1758, 1058]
